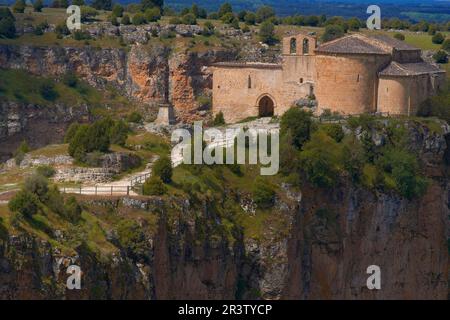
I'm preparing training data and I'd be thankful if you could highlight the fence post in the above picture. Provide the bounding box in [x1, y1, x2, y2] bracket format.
[127, 186, 129, 196]
[111, 186, 113, 196]
[95, 186, 97, 195]
[79, 186, 82, 194]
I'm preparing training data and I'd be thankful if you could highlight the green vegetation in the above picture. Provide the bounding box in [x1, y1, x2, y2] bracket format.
[252, 177, 275, 209]
[259, 21, 276, 45]
[0, 7, 15, 38]
[152, 155, 172, 183]
[433, 50, 448, 64]
[142, 176, 167, 195]
[14, 140, 30, 165]
[322, 24, 345, 42]
[213, 111, 225, 126]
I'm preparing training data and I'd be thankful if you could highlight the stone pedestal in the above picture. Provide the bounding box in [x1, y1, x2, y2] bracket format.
[154, 104, 175, 125]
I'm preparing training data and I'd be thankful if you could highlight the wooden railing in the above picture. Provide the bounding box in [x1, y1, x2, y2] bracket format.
[60, 185, 135, 196]
[130, 172, 151, 186]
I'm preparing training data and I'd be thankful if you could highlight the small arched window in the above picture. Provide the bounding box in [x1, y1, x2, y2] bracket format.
[248, 75, 252, 89]
[302, 38, 309, 54]
[299, 78, 304, 84]
[357, 74, 360, 82]
[290, 38, 297, 54]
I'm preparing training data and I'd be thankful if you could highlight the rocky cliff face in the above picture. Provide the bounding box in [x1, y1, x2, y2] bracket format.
[0, 44, 238, 122]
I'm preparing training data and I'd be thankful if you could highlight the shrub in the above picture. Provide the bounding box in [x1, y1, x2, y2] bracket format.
[24, 173, 49, 200]
[116, 219, 149, 262]
[73, 30, 91, 41]
[202, 21, 215, 36]
[213, 111, 225, 126]
[252, 177, 275, 209]
[153, 156, 172, 183]
[64, 196, 82, 223]
[321, 124, 345, 142]
[63, 72, 78, 88]
[299, 131, 342, 188]
[126, 111, 143, 123]
[145, 7, 161, 22]
[142, 176, 167, 195]
[133, 13, 146, 25]
[169, 17, 182, 25]
[35, 165, 56, 178]
[33, 0, 44, 12]
[80, 6, 98, 22]
[322, 24, 345, 42]
[109, 120, 129, 146]
[182, 13, 197, 25]
[280, 108, 313, 150]
[432, 33, 445, 44]
[55, 22, 70, 38]
[259, 21, 275, 45]
[112, 4, 124, 17]
[45, 185, 65, 216]
[12, 0, 26, 13]
[244, 12, 256, 25]
[0, 17, 16, 38]
[121, 14, 131, 25]
[9, 190, 40, 218]
[39, 80, 58, 101]
[442, 39, 450, 52]
[64, 122, 81, 143]
[433, 50, 448, 64]
[393, 33, 405, 41]
[14, 140, 30, 165]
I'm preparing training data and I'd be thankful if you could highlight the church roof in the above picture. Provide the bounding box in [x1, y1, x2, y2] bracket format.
[370, 34, 419, 51]
[315, 33, 420, 55]
[379, 61, 445, 77]
[315, 35, 389, 54]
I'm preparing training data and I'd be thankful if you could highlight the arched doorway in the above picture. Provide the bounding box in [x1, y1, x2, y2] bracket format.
[258, 95, 274, 117]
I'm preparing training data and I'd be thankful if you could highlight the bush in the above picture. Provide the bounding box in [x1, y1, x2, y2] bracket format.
[321, 124, 345, 142]
[252, 177, 275, 209]
[153, 156, 172, 183]
[202, 21, 215, 36]
[259, 21, 276, 45]
[80, 6, 98, 22]
[64, 196, 82, 223]
[109, 120, 129, 146]
[55, 22, 70, 38]
[182, 13, 197, 25]
[24, 173, 49, 200]
[12, 0, 26, 13]
[133, 13, 146, 25]
[39, 80, 58, 101]
[9, 190, 40, 218]
[121, 14, 131, 25]
[126, 111, 143, 123]
[0, 17, 16, 38]
[299, 131, 342, 188]
[442, 39, 450, 52]
[73, 30, 91, 41]
[33, 0, 44, 12]
[376, 148, 428, 199]
[142, 176, 167, 195]
[169, 17, 182, 25]
[145, 7, 161, 22]
[393, 33, 405, 41]
[116, 219, 149, 262]
[63, 72, 78, 88]
[213, 111, 225, 126]
[112, 4, 124, 17]
[432, 33, 445, 44]
[244, 12, 256, 25]
[14, 140, 30, 165]
[64, 122, 81, 143]
[280, 108, 314, 149]
[322, 24, 345, 42]
[433, 50, 448, 64]
[35, 165, 56, 178]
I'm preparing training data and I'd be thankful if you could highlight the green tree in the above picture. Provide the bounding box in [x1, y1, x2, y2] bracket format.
[256, 5, 275, 23]
[39, 80, 58, 101]
[121, 14, 131, 25]
[394, 33, 405, 41]
[141, 0, 164, 11]
[153, 156, 172, 183]
[132, 13, 146, 25]
[109, 120, 129, 146]
[259, 20, 275, 45]
[442, 39, 450, 52]
[33, 0, 44, 12]
[12, 0, 26, 13]
[433, 50, 448, 64]
[218, 2, 232, 18]
[72, 0, 85, 5]
[213, 111, 225, 126]
[142, 176, 167, 195]
[181, 13, 196, 25]
[9, 190, 40, 218]
[0, 17, 16, 38]
[252, 177, 275, 209]
[24, 173, 49, 200]
[202, 21, 215, 36]
[144, 6, 161, 22]
[91, 0, 112, 11]
[432, 32, 445, 44]
[347, 17, 361, 31]
[80, 6, 98, 22]
[280, 108, 313, 149]
[322, 24, 345, 42]
[112, 4, 124, 17]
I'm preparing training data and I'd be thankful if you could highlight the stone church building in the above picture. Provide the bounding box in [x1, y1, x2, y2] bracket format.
[212, 32, 446, 123]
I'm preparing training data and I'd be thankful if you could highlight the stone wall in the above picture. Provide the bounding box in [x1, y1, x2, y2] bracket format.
[282, 55, 316, 83]
[315, 53, 391, 115]
[212, 65, 311, 123]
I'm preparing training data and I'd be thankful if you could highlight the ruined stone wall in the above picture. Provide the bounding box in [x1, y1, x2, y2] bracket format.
[212, 66, 311, 123]
[315, 53, 391, 115]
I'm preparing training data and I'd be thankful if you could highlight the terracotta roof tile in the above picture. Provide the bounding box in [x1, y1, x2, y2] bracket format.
[379, 61, 445, 76]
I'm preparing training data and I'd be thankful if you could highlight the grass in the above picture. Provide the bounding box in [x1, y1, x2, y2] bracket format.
[29, 144, 68, 157]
